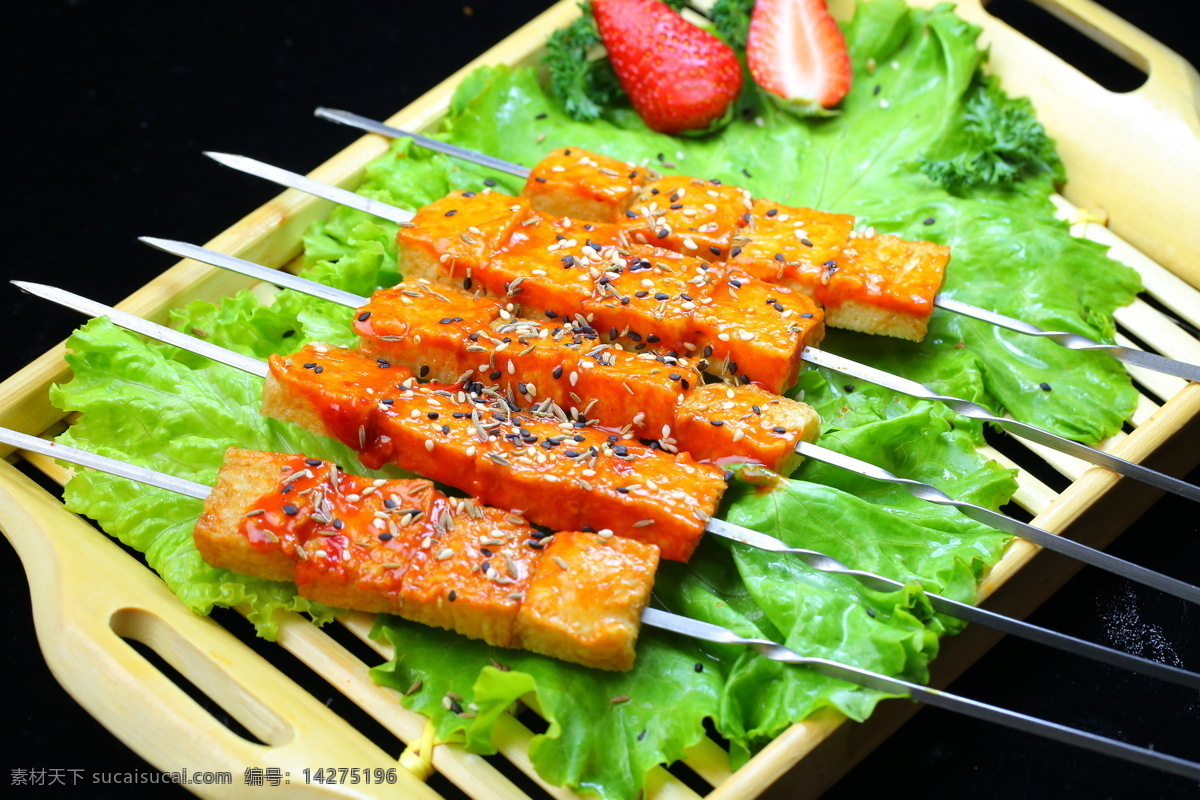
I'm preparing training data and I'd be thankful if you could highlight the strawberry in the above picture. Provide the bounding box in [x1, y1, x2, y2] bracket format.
[592, 0, 743, 134]
[746, 0, 852, 109]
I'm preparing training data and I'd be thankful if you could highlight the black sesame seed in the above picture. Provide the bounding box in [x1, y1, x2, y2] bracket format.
[1040, 382, 1052, 391]
[722, 470, 735, 483]
[766, 208, 778, 217]
[656, 229, 669, 239]
[427, 412, 439, 420]
[357, 311, 372, 322]
[313, 365, 324, 374]
[553, 366, 564, 379]
[378, 532, 393, 541]
[647, 334, 660, 343]
[731, 246, 742, 258]
[333, 519, 344, 530]
[772, 426, 787, 434]
[490, 370, 502, 380]
[694, 662, 704, 672]
[709, 420, 724, 427]
[282, 504, 299, 516]
[444, 209, 458, 217]
[483, 178, 496, 187]
[306, 458, 322, 466]
[534, 177, 547, 183]
[654, 292, 669, 301]
[420, 365, 430, 378]
[924, 217, 936, 225]
[635, 290, 649, 298]
[581, 525, 595, 532]
[281, 483, 294, 493]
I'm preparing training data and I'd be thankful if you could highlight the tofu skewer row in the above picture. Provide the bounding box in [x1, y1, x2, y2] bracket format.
[6, 428, 1200, 778]
[198, 153, 1200, 505]
[146, 238, 822, 475]
[314, 107, 1200, 383]
[19, 281, 1200, 610]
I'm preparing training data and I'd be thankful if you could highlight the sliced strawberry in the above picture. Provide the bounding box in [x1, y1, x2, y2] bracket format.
[592, 0, 743, 134]
[746, 0, 852, 109]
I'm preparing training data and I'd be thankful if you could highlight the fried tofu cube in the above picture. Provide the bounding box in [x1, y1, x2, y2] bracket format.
[572, 347, 698, 437]
[398, 496, 541, 648]
[516, 532, 659, 671]
[355, 281, 501, 384]
[492, 213, 623, 314]
[195, 448, 303, 583]
[578, 447, 723, 562]
[522, 147, 654, 223]
[397, 190, 531, 286]
[729, 199, 855, 290]
[691, 270, 824, 393]
[822, 233, 949, 342]
[674, 383, 821, 474]
[584, 247, 712, 354]
[194, 448, 439, 615]
[622, 176, 751, 261]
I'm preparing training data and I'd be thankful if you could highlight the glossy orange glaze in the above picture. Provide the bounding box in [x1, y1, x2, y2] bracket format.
[517, 532, 659, 672]
[692, 269, 825, 394]
[522, 147, 653, 223]
[729, 199, 856, 289]
[266, 344, 726, 561]
[234, 451, 437, 612]
[397, 190, 531, 285]
[493, 212, 625, 313]
[826, 232, 949, 317]
[675, 383, 821, 472]
[621, 175, 752, 261]
[583, 247, 715, 356]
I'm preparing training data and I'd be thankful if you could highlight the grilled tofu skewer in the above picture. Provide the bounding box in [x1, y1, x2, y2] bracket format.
[315, 107, 1200, 383]
[19, 280, 1200, 608]
[4, 428, 1200, 780]
[170, 158, 1200, 504]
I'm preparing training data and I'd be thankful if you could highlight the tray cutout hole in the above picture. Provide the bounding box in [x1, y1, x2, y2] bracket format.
[984, 0, 1148, 92]
[110, 607, 293, 747]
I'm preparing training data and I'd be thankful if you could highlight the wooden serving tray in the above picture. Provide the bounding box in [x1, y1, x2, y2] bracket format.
[2, 1, 1199, 797]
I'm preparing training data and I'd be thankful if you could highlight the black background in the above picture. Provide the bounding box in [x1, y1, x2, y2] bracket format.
[3, 1, 1199, 798]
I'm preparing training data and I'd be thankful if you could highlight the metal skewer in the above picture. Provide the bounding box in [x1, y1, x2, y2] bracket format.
[314, 106, 1200, 384]
[185, 156, 1200, 506]
[1, 424, 1196, 781]
[18, 279, 1200, 676]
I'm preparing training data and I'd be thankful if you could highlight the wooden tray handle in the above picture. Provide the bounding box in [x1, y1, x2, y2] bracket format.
[0, 458, 440, 800]
[1024, 0, 1200, 130]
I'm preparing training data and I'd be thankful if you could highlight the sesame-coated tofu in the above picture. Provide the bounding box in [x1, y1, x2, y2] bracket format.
[621, 176, 752, 261]
[263, 345, 482, 489]
[583, 247, 714, 354]
[194, 448, 306, 583]
[822, 233, 949, 342]
[572, 347, 699, 437]
[578, 446, 723, 562]
[674, 383, 821, 474]
[729, 199, 855, 289]
[397, 190, 531, 285]
[194, 448, 439, 614]
[355, 281, 501, 384]
[691, 270, 825, 393]
[398, 495, 541, 648]
[516, 532, 659, 671]
[491, 213, 624, 314]
[522, 147, 654, 223]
